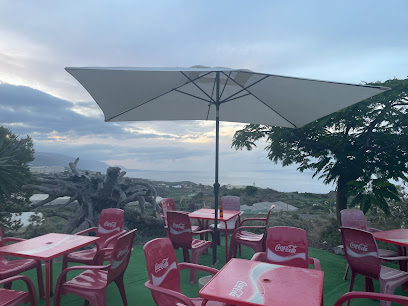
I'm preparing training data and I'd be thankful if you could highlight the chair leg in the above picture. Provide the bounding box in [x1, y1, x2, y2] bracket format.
[183, 248, 190, 262]
[36, 260, 45, 299]
[346, 272, 356, 306]
[190, 249, 206, 284]
[115, 275, 128, 306]
[343, 263, 349, 280]
[84, 300, 89, 306]
[380, 280, 398, 306]
[53, 287, 62, 306]
[365, 277, 374, 292]
[229, 240, 237, 260]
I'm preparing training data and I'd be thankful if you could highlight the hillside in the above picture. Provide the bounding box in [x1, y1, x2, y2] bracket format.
[31, 152, 110, 172]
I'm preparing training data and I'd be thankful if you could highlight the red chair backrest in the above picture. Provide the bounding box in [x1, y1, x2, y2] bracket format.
[340, 209, 368, 230]
[0, 228, 4, 248]
[221, 196, 240, 211]
[107, 229, 136, 282]
[160, 198, 176, 226]
[167, 211, 192, 249]
[341, 227, 381, 279]
[265, 226, 310, 268]
[144, 238, 182, 305]
[97, 208, 124, 246]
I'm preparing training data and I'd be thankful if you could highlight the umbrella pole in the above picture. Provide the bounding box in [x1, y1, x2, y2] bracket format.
[213, 72, 220, 265]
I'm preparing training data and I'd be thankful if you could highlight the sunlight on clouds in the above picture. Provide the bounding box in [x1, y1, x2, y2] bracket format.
[69, 103, 104, 118]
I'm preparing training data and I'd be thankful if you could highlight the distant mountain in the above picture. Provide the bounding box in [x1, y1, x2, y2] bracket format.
[31, 152, 110, 172]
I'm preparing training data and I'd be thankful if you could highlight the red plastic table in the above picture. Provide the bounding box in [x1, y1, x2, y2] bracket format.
[373, 229, 408, 279]
[0, 233, 99, 306]
[373, 229, 408, 248]
[200, 258, 324, 306]
[189, 208, 240, 261]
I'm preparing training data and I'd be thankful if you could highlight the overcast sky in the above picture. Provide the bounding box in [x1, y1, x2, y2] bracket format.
[0, 0, 407, 173]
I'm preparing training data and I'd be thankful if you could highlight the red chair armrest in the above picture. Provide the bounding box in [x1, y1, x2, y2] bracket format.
[144, 281, 195, 306]
[95, 247, 114, 264]
[192, 229, 214, 240]
[75, 227, 98, 235]
[367, 227, 381, 233]
[379, 256, 408, 262]
[0, 275, 37, 304]
[334, 291, 408, 306]
[3, 237, 26, 244]
[239, 218, 266, 226]
[308, 257, 321, 270]
[178, 262, 219, 275]
[103, 230, 126, 248]
[251, 252, 266, 262]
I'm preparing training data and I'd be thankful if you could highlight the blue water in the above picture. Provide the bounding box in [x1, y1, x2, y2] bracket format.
[126, 169, 335, 194]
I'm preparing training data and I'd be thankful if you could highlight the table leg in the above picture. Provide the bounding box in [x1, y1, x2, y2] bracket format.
[45, 260, 51, 306]
[224, 221, 228, 262]
[49, 259, 54, 296]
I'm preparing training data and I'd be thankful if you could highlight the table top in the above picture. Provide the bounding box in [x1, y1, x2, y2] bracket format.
[199, 258, 324, 306]
[189, 208, 240, 222]
[373, 229, 408, 247]
[0, 233, 100, 260]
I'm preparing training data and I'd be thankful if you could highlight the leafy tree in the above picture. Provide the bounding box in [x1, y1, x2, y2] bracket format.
[232, 78, 408, 223]
[0, 126, 34, 232]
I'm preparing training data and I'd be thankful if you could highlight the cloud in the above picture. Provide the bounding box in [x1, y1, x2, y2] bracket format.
[0, 83, 262, 170]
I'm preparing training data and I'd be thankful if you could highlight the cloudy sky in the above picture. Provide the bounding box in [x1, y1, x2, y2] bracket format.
[0, 0, 407, 174]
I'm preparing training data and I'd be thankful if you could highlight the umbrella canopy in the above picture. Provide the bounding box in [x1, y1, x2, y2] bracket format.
[66, 66, 388, 263]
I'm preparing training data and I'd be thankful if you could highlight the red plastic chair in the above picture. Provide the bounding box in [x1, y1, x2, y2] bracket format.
[144, 237, 225, 306]
[335, 292, 408, 306]
[229, 205, 275, 260]
[62, 208, 125, 274]
[0, 228, 45, 300]
[340, 209, 398, 280]
[54, 229, 137, 306]
[166, 211, 213, 284]
[160, 198, 201, 237]
[251, 226, 321, 270]
[0, 275, 37, 306]
[341, 227, 408, 306]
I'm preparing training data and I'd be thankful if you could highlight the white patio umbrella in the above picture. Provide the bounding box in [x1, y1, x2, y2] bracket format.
[65, 66, 388, 263]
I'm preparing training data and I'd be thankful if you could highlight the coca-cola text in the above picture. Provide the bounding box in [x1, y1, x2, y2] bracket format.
[172, 223, 185, 230]
[117, 246, 129, 259]
[229, 281, 247, 298]
[155, 258, 170, 273]
[275, 244, 298, 254]
[350, 242, 368, 252]
[104, 221, 117, 228]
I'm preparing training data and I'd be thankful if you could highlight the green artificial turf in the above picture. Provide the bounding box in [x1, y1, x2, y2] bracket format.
[8, 239, 408, 305]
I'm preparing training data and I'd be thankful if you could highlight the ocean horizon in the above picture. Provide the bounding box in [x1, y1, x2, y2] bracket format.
[126, 169, 335, 194]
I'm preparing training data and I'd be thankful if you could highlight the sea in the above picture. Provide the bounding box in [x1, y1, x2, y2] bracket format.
[126, 169, 335, 194]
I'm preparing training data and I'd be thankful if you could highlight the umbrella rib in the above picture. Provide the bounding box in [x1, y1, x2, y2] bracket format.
[220, 73, 269, 103]
[174, 89, 213, 104]
[106, 71, 214, 121]
[180, 72, 216, 103]
[219, 71, 232, 100]
[220, 72, 298, 128]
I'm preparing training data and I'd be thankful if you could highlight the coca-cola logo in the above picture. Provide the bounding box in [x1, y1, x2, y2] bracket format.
[275, 244, 298, 254]
[117, 246, 129, 259]
[229, 281, 247, 298]
[104, 221, 117, 228]
[172, 223, 185, 230]
[155, 258, 169, 273]
[350, 242, 368, 252]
